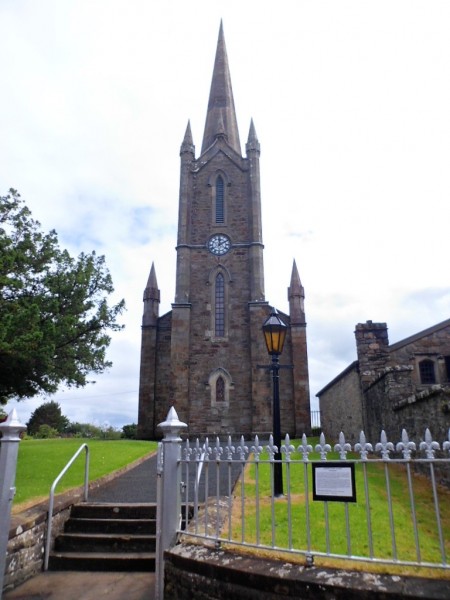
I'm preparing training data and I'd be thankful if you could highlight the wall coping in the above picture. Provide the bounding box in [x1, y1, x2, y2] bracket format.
[165, 543, 450, 599]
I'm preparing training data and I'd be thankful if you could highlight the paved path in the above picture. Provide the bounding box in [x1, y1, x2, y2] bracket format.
[89, 444, 245, 504]
[89, 452, 159, 503]
[3, 571, 155, 600]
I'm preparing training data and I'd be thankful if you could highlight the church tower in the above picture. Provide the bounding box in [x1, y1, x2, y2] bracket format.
[138, 23, 311, 438]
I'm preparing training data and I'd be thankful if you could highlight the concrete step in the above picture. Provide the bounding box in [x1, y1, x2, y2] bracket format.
[49, 503, 158, 573]
[65, 517, 156, 534]
[55, 532, 156, 553]
[70, 502, 157, 520]
[48, 551, 156, 572]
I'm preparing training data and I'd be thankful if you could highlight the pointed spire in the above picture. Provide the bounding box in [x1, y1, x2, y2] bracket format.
[289, 260, 304, 295]
[143, 262, 160, 326]
[145, 262, 158, 293]
[180, 120, 195, 156]
[288, 259, 305, 325]
[246, 119, 260, 154]
[201, 21, 241, 155]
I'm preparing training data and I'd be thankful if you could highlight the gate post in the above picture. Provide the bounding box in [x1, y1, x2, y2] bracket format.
[155, 406, 187, 600]
[0, 409, 27, 597]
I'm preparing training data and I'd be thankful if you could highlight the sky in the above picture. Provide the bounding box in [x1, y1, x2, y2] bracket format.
[1, 1, 449, 432]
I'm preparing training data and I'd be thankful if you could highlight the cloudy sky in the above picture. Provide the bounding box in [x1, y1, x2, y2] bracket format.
[1, 1, 449, 432]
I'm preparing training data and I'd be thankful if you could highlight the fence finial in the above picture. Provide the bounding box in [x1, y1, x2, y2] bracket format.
[158, 406, 187, 440]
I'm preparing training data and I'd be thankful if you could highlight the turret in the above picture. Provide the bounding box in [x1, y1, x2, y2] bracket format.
[142, 262, 160, 327]
[288, 259, 305, 325]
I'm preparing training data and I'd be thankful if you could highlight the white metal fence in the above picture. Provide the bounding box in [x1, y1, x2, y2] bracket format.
[177, 428, 450, 570]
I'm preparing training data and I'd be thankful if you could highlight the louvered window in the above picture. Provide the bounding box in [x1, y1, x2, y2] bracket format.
[215, 176, 224, 223]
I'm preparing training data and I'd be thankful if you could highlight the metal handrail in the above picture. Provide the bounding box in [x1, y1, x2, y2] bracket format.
[44, 443, 89, 570]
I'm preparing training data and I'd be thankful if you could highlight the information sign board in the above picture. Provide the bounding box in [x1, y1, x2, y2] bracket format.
[312, 462, 356, 503]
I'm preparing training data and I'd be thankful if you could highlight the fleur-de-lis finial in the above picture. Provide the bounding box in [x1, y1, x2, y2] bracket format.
[315, 432, 331, 460]
[251, 434, 263, 461]
[396, 429, 416, 460]
[298, 433, 313, 462]
[224, 435, 235, 461]
[443, 429, 450, 457]
[203, 437, 212, 461]
[375, 430, 394, 460]
[237, 435, 249, 461]
[281, 433, 295, 461]
[334, 431, 352, 460]
[266, 434, 278, 460]
[183, 438, 193, 460]
[354, 431, 373, 460]
[194, 438, 202, 460]
[419, 428, 440, 459]
[212, 437, 223, 462]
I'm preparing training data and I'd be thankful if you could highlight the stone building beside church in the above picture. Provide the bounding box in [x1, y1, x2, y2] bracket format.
[317, 318, 450, 444]
[137, 24, 311, 439]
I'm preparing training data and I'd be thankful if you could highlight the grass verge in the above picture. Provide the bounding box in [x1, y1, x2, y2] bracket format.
[13, 438, 158, 511]
[228, 442, 450, 579]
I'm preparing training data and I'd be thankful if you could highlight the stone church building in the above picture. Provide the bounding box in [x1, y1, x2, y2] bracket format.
[317, 318, 450, 444]
[137, 24, 311, 439]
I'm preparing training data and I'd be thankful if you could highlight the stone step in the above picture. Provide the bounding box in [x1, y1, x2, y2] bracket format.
[48, 503, 159, 573]
[48, 551, 156, 572]
[65, 517, 156, 534]
[70, 502, 157, 520]
[55, 532, 156, 553]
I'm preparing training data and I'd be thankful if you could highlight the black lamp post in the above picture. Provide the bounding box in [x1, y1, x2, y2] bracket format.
[262, 307, 287, 497]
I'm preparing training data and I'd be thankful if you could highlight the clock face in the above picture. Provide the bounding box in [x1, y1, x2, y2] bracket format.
[208, 234, 231, 256]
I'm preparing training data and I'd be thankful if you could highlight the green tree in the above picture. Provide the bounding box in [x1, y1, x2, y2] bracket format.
[27, 400, 69, 436]
[0, 190, 125, 403]
[65, 421, 102, 438]
[122, 423, 137, 439]
[34, 424, 59, 439]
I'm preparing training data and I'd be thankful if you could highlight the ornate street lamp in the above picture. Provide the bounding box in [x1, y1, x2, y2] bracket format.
[262, 307, 287, 496]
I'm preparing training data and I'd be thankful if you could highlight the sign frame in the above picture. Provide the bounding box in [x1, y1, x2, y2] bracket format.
[312, 462, 357, 503]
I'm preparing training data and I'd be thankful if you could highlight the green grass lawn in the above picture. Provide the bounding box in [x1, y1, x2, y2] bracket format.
[228, 443, 450, 572]
[13, 438, 158, 510]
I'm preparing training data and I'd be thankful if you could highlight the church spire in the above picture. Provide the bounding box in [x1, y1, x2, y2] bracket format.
[201, 21, 241, 156]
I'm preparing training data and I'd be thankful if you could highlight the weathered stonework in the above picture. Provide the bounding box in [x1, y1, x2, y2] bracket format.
[164, 543, 450, 599]
[4, 495, 73, 593]
[318, 319, 450, 447]
[138, 25, 311, 439]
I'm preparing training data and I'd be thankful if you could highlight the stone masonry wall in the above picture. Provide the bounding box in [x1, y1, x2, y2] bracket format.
[4, 496, 73, 593]
[364, 369, 450, 446]
[164, 543, 450, 599]
[319, 365, 364, 443]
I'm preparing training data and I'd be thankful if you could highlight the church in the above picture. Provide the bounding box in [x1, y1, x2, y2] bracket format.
[137, 24, 311, 439]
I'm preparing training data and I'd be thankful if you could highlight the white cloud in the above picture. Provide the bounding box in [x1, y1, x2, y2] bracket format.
[1, 1, 449, 429]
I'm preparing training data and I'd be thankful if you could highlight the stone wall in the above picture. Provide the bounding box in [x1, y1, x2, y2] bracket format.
[3, 491, 77, 593]
[164, 543, 450, 599]
[319, 363, 364, 443]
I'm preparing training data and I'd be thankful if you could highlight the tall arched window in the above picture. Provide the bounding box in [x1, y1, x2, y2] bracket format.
[208, 368, 233, 407]
[215, 176, 224, 223]
[215, 273, 225, 337]
[216, 376, 225, 402]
